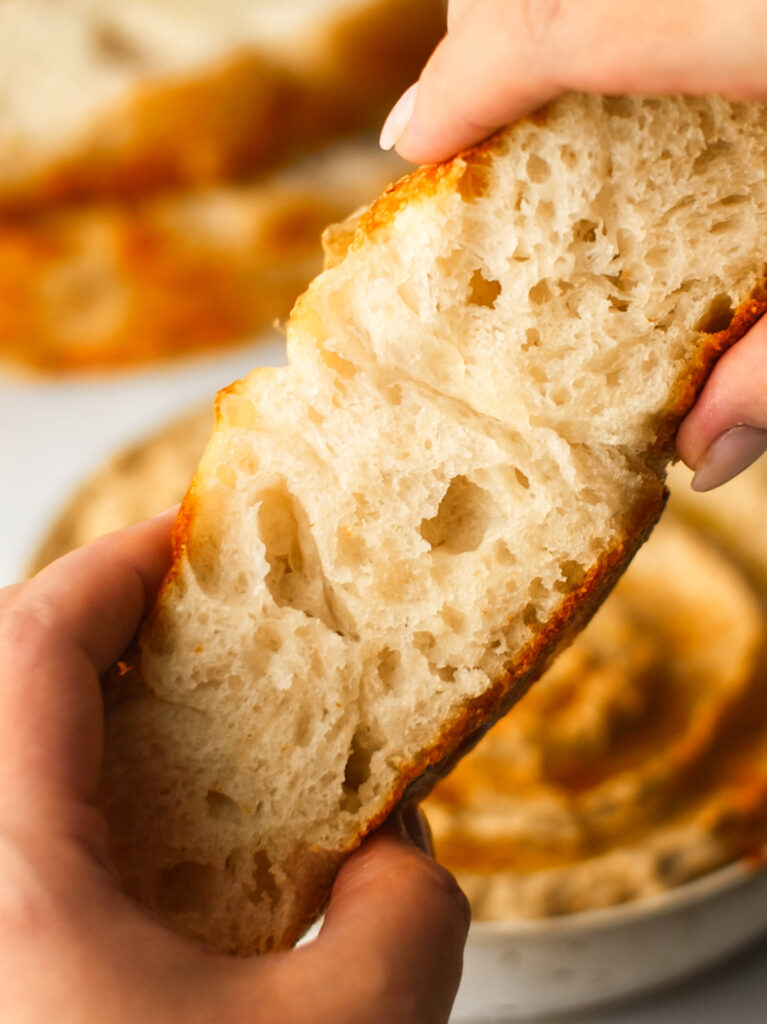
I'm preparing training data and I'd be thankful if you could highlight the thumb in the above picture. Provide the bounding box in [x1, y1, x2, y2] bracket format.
[298, 810, 470, 1024]
[677, 316, 767, 490]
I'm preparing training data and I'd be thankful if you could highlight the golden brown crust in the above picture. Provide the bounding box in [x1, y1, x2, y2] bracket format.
[3, 55, 297, 211]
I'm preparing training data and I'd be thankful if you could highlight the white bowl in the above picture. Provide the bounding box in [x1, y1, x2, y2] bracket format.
[452, 857, 767, 1021]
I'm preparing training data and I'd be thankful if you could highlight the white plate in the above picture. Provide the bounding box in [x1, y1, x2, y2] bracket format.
[452, 857, 767, 1021]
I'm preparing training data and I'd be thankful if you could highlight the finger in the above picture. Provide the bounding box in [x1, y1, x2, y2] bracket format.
[392, 0, 767, 163]
[0, 511, 175, 818]
[297, 813, 470, 1024]
[446, 0, 476, 31]
[677, 317, 767, 490]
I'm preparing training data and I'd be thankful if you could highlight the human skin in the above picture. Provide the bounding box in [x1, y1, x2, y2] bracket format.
[0, 511, 469, 1024]
[380, 0, 767, 491]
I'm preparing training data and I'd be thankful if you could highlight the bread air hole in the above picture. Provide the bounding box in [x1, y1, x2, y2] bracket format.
[259, 487, 305, 589]
[420, 476, 493, 554]
[258, 486, 349, 633]
[92, 21, 147, 65]
[340, 727, 382, 812]
[156, 861, 217, 914]
[378, 646, 402, 688]
[717, 193, 750, 207]
[573, 219, 599, 244]
[555, 559, 587, 594]
[529, 279, 553, 306]
[526, 153, 552, 183]
[458, 160, 491, 200]
[251, 850, 280, 910]
[468, 269, 502, 308]
[521, 328, 540, 352]
[695, 293, 734, 334]
[692, 139, 733, 174]
[710, 217, 742, 234]
[206, 789, 243, 825]
[523, 602, 541, 627]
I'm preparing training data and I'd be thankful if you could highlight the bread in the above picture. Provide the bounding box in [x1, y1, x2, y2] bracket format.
[99, 94, 767, 955]
[423, 513, 767, 918]
[0, 144, 405, 371]
[0, 0, 442, 210]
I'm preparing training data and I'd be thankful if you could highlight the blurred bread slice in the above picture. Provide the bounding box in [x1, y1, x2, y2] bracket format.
[0, 0, 442, 210]
[100, 94, 767, 955]
[0, 144, 405, 371]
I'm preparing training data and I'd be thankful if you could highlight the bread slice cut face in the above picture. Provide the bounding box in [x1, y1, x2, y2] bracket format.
[100, 94, 767, 955]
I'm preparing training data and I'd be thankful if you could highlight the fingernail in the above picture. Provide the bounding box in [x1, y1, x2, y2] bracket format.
[691, 425, 767, 491]
[401, 803, 434, 857]
[379, 82, 418, 151]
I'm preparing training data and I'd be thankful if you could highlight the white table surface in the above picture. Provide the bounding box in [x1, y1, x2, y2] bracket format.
[3, 341, 767, 1022]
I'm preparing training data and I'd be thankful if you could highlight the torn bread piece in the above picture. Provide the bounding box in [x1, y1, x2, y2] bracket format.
[100, 94, 767, 954]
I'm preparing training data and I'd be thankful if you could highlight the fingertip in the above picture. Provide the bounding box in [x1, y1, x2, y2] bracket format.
[689, 425, 767, 491]
[380, 82, 418, 152]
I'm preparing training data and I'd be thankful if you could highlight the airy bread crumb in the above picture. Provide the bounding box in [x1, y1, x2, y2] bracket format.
[101, 94, 767, 954]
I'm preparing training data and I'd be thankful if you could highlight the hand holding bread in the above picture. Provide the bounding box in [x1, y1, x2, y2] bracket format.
[0, 517, 467, 1024]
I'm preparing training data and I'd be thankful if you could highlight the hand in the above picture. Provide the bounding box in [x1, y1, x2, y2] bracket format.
[0, 513, 469, 1024]
[380, 0, 767, 490]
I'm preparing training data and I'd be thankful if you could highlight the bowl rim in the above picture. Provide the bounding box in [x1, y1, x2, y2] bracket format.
[466, 849, 767, 938]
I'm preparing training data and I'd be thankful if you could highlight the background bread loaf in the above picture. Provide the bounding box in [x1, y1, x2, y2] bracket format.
[0, 0, 442, 209]
[100, 94, 767, 955]
[0, 144, 404, 371]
